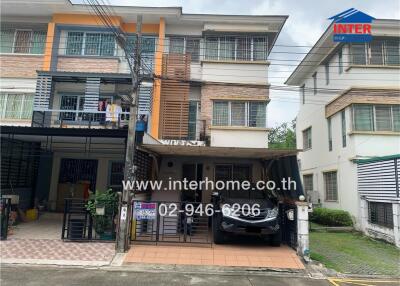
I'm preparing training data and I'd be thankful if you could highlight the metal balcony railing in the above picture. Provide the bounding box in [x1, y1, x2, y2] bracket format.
[32, 109, 133, 129]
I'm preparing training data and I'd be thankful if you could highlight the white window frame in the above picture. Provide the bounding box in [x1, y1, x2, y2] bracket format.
[65, 31, 117, 57]
[0, 93, 34, 120]
[212, 100, 267, 128]
[352, 104, 399, 132]
[205, 36, 268, 62]
[302, 127, 312, 150]
[352, 38, 400, 66]
[323, 170, 338, 202]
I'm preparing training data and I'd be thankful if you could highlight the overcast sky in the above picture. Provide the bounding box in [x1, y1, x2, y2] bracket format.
[78, 0, 400, 126]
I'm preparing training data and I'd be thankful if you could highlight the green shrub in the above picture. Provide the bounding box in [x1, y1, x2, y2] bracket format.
[310, 207, 353, 227]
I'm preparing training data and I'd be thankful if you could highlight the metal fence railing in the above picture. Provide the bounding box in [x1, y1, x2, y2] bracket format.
[62, 199, 117, 242]
[131, 201, 212, 245]
[0, 198, 12, 240]
[32, 110, 131, 129]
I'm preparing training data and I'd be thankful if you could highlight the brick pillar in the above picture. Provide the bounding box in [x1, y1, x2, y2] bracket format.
[393, 203, 400, 248]
[296, 201, 310, 261]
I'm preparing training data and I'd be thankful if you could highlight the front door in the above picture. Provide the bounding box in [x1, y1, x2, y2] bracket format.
[181, 163, 203, 202]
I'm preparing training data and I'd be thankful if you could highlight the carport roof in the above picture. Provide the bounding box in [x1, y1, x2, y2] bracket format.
[141, 144, 299, 159]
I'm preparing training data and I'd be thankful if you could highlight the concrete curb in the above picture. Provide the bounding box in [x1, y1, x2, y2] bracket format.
[0, 258, 111, 267]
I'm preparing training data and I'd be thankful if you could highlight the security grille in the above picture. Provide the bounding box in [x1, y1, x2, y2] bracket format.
[368, 202, 393, 228]
[324, 171, 338, 201]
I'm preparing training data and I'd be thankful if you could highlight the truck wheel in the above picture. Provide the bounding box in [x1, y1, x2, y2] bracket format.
[270, 230, 281, 247]
[212, 216, 225, 244]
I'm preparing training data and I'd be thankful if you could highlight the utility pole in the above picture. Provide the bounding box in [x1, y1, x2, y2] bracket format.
[116, 15, 142, 253]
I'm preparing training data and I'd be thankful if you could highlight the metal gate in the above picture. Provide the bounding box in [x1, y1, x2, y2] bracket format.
[62, 199, 116, 242]
[280, 203, 297, 249]
[130, 201, 212, 245]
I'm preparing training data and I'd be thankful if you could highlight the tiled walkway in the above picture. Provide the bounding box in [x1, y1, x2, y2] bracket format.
[124, 244, 304, 269]
[0, 239, 115, 266]
[1, 212, 115, 266]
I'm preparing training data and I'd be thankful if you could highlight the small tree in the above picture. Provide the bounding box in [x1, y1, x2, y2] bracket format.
[268, 119, 296, 149]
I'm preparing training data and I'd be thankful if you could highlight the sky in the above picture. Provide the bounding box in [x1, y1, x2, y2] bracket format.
[77, 0, 400, 127]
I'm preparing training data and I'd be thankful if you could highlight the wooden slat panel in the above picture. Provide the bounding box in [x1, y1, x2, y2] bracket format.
[159, 53, 191, 139]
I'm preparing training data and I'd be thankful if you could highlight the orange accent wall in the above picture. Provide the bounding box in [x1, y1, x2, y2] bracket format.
[121, 23, 159, 34]
[43, 22, 55, 71]
[52, 13, 122, 26]
[150, 17, 165, 139]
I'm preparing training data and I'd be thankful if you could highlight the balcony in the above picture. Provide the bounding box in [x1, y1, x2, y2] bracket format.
[32, 109, 131, 129]
[31, 71, 153, 132]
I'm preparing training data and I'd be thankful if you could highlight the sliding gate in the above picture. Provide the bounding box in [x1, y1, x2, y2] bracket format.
[130, 201, 212, 245]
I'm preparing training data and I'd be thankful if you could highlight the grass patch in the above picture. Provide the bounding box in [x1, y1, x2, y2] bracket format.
[310, 231, 400, 275]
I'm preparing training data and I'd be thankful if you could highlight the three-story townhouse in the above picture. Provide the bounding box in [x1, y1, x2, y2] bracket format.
[286, 18, 400, 246]
[1, 0, 307, 250]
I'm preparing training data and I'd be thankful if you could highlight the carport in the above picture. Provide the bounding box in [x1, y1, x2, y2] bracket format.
[126, 144, 309, 269]
[1, 126, 127, 241]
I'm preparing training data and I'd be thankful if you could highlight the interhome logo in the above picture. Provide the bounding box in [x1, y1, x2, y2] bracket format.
[329, 8, 375, 42]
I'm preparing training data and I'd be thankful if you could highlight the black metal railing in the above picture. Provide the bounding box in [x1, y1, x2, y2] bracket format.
[32, 109, 131, 129]
[0, 198, 12, 240]
[131, 201, 212, 245]
[62, 198, 117, 242]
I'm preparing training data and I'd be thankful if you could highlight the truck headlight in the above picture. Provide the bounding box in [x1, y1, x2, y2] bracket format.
[220, 204, 240, 217]
[266, 207, 279, 219]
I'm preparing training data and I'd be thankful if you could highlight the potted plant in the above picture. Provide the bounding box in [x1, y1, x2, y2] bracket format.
[86, 189, 118, 240]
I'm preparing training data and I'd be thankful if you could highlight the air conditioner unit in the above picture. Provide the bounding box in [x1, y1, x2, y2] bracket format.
[307, 191, 320, 205]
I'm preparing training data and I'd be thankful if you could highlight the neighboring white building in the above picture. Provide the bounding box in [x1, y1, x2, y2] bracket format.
[286, 19, 400, 246]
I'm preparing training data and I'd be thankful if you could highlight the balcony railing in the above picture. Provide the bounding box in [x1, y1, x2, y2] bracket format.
[32, 109, 134, 129]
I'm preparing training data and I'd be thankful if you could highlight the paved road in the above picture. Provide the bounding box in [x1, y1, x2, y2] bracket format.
[1, 265, 398, 286]
[1, 265, 328, 286]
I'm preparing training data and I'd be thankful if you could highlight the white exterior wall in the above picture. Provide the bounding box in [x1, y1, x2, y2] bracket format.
[201, 62, 268, 85]
[211, 128, 269, 148]
[296, 41, 400, 228]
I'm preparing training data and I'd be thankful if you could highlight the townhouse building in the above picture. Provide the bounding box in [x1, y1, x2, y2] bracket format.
[286, 19, 400, 246]
[1, 0, 303, 218]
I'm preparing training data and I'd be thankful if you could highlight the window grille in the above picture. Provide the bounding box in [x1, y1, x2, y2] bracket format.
[205, 35, 268, 61]
[213, 101, 229, 126]
[0, 93, 34, 119]
[231, 102, 246, 126]
[351, 38, 400, 66]
[212, 101, 266, 128]
[353, 104, 374, 131]
[324, 171, 338, 201]
[341, 111, 347, 147]
[302, 127, 312, 150]
[368, 202, 393, 228]
[66, 32, 84, 55]
[249, 102, 266, 127]
[375, 105, 392, 131]
[303, 174, 313, 194]
[353, 104, 399, 132]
